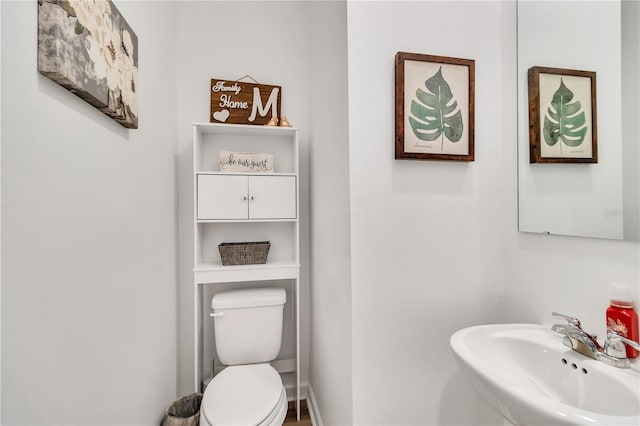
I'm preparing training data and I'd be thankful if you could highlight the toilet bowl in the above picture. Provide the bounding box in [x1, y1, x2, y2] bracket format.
[200, 364, 288, 426]
[200, 288, 288, 426]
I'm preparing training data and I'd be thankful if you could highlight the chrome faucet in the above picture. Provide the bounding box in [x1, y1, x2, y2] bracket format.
[551, 312, 640, 369]
[551, 312, 603, 358]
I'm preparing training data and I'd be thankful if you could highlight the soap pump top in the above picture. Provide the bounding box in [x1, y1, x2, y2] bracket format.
[606, 283, 639, 359]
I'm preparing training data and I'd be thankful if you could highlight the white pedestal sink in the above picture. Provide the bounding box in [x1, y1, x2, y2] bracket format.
[450, 324, 640, 425]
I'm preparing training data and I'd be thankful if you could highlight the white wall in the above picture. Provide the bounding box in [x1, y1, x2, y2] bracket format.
[1, 1, 178, 424]
[175, 0, 313, 397]
[307, 1, 352, 425]
[346, 1, 509, 424]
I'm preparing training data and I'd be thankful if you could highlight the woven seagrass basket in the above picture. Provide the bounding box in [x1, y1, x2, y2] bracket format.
[218, 241, 270, 266]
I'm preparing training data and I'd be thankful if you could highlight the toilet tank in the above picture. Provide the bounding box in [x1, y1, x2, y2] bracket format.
[211, 287, 286, 365]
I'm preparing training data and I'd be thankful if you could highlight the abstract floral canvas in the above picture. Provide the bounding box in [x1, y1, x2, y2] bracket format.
[38, 0, 138, 129]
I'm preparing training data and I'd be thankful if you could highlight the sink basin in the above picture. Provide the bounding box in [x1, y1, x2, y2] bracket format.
[450, 323, 640, 425]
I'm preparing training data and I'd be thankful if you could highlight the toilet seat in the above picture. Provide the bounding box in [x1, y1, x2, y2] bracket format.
[257, 386, 287, 426]
[201, 363, 287, 426]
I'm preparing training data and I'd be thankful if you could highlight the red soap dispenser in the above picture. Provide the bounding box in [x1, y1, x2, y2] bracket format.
[606, 283, 639, 359]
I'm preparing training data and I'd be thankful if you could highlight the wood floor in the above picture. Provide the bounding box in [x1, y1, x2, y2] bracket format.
[283, 399, 312, 426]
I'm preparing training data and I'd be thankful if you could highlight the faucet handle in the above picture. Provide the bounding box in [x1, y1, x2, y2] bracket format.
[598, 332, 636, 368]
[552, 312, 581, 328]
[604, 332, 628, 359]
[605, 331, 640, 358]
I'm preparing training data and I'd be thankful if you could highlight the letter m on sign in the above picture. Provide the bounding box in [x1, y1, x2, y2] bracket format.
[249, 86, 280, 122]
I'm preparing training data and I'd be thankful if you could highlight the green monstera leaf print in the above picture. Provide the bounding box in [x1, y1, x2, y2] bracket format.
[408, 67, 464, 151]
[543, 78, 587, 153]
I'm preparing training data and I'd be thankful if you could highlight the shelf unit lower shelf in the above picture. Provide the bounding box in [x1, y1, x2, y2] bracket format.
[194, 261, 299, 284]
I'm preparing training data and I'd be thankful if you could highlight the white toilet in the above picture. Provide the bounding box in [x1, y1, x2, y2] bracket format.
[200, 287, 288, 426]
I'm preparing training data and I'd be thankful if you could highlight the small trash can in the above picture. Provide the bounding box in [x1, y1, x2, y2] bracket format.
[161, 393, 203, 426]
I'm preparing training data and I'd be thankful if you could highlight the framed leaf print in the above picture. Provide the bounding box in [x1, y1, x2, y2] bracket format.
[395, 52, 475, 161]
[528, 66, 597, 163]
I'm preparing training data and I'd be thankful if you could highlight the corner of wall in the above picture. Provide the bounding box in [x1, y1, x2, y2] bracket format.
[307, 1, 353, 425]
[306, 384, 324, 426]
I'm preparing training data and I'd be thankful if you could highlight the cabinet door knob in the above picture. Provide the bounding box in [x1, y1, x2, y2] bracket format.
[250, 195, 255, 201]
[241, 195, 248, 201]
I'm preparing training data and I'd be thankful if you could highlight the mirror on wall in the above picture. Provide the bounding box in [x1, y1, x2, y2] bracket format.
[517, 0, 639, 240]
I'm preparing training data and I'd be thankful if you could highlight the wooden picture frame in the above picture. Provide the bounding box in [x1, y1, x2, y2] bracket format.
[395, 52, 475, 161]
[528, 66, 597, 163]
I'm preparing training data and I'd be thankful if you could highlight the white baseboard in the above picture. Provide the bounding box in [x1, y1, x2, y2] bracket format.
[306, 384, 323, 426]
[284, 380, 308, 401]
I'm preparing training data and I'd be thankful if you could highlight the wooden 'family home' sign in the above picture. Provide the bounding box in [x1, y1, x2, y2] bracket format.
[210, 78, 281, 126]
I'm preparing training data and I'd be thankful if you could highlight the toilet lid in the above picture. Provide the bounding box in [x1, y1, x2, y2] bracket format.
[202, 364, 282, 426]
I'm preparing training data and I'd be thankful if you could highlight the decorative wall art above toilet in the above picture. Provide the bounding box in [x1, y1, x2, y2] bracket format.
[210, 76, 281, 126]
[37, 0, 139, 129]
[395, 52, 475, 161]
[527, 66, 598, 163]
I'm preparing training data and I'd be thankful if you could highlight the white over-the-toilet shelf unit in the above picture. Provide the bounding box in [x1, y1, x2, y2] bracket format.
[192, 122, 301, 419]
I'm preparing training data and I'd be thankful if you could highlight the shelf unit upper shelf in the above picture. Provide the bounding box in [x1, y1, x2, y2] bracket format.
[195, 171, 296, 176]
[193, 123, 299, 175]
[193, 122, 299, 136]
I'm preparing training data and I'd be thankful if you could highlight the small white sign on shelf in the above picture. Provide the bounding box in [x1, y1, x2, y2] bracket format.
[219, 151, 274, 173]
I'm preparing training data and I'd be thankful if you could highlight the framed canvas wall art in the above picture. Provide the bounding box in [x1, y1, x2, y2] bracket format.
[38, 0, 139, 129]
[528, 66, 597, 163]
[395, 52, 475, 161]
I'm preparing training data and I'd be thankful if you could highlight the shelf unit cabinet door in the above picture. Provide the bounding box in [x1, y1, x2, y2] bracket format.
[248, 176, 297, 219]
[197, 175, 248, 220]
